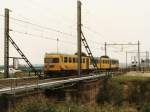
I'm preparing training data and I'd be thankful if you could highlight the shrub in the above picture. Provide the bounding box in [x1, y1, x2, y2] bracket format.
[13, 95, 57, 112]
[140, 103, 150, 112]
[96, 79, 123, 106]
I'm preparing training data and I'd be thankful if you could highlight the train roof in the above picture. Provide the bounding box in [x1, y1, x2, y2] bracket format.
[110, 59, 119, 61]
[74, 52, 87, 56]
[100, 55, 109, 58]
[45, 52, 88, 56]
[45, 53, 88, 57]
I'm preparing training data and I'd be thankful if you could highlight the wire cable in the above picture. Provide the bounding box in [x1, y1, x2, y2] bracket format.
[10, 30, 77, 46]
[1, 14, 76, 38]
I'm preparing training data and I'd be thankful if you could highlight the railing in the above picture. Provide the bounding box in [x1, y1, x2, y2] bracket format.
[0, 74, 106, 95]
[0, 76, 38, 95]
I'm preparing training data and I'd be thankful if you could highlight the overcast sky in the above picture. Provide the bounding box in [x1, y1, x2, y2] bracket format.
[0, 0, 150, 65]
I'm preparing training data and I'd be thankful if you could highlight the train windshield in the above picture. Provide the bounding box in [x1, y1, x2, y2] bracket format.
[45, 58, 59, 63]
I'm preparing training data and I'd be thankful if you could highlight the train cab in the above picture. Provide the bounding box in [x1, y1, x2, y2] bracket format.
[44, 53, 90, 76]
[99, 56, 110, 70]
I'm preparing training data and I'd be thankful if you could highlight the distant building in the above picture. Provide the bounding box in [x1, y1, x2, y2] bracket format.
[13, 58, 19, 69]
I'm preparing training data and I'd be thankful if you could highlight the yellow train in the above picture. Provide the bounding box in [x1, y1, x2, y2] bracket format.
[44, 53, 119, 76]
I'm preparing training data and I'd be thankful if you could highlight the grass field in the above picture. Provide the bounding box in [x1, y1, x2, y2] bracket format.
[113, 73, 150, 82]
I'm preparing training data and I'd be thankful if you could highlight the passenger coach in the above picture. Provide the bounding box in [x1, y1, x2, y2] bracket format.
[44, 53, 119, 77]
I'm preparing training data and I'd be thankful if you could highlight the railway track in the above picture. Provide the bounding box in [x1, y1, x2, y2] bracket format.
[0, 74, 108, 95]
[0, 69, 126, 90]
[0, 75, 85, 90]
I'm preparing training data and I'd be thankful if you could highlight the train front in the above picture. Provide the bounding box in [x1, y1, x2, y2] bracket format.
[44, 53, 61, 76]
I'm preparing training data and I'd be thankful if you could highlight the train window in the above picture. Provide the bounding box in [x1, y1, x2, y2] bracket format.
[75, 58, 77, 63]
[106, 60, 108, 64]
[69, 57, 72, 63]
[83, 58, 85, 63]
[45, 58, 59, 63]
[61, 57, 63, 62]
[103, 60, 105, 63]
[107, 60, 109, 64]
[64, 57, 68, 63]
[87, 58, 89, 63]
[73, 58, 76, 63]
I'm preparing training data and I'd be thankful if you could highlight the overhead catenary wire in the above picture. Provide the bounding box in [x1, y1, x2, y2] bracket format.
[0, 14, 75, 37]
[9, 14, 105, 45]
[10, 19, 104, 44]
[82, 25, 124, 49]
[82, 25, 138, 50]
[1, 14, 106, 46]
[81, 26, 131, 52]
[10, 30, 77, 46]
[2, 13, 139, 54]
[11, 17, 75, 37]
[10, 30, 103, 52]
[10, 22, 104, 46]
[9, 29, 101, 52]
[82, 26, 138, 54]
[1, 14, 139, 54]
[82, 25, 108, 41]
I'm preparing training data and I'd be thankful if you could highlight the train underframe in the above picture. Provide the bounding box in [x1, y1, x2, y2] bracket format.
[44, 68, 119, 78]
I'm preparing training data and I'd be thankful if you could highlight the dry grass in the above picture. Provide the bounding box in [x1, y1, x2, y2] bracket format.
[112, 74, 150, 82]
[12, 94, 139, 112]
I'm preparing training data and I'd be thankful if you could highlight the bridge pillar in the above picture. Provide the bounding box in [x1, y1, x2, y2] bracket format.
[0, 94, 15, 112]
[76, 79, 101, 105]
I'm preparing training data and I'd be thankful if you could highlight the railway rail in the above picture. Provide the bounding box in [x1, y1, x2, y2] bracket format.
[0, 75, 79, 89]
[0, 68, 128, 95]
[0, 73, 107, 95]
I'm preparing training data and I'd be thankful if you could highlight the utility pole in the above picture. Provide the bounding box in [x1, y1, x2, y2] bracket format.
[4, 8, 9, 78]
[138, 40, 140, 71]
[105, 42, 107, 56]
[126, 51, 128, 69]
[77, 0, 82, 76]
[146, 51, 149, 69]
[146, 51, 147, 69]
[147, 52, 149, 69]
[57, 38, 59, 54]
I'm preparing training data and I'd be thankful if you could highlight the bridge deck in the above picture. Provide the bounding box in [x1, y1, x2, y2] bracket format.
[0, 74, 106, 95]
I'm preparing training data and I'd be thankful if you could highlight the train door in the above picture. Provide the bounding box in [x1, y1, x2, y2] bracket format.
[86, 58, 89, 69]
